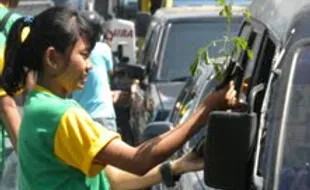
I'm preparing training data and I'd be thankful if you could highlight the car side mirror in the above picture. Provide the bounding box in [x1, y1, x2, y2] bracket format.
[204, 111, 257, 190]
[135, 12, 151, 37]
[203, 84, 264, 190]
[142, 121, 173, 141]
[120, 57, 130, 64]
[114, 63, 146, 81]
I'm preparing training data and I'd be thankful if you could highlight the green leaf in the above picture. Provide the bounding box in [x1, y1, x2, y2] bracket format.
[216, 0, 226, 6]
[247, 49, 254, 59]
[219, 9, 224, 16]
[232, 37, 248, 50]
[224, 4, 232, 22]
[214, 64, 224, 82]
[244, 8, 252, 21]
[197, 48, 205, 56]
[188, 0, 253, 80]
[190, 57, 199, 76]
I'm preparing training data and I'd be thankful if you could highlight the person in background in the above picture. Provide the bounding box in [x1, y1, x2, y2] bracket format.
[101, 29, 114, 77]
[93, 19, 114, 80]
[0, 0, 34, 189]
[71, 10, 120, 132]
[0, 0, 21, 156]
[1, 6, 237, 189]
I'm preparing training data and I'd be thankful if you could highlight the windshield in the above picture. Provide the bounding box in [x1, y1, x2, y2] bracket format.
[159, 20, 240, 81]
[278, 46, 310, 190]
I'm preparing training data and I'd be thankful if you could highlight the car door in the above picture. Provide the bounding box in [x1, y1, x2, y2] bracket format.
[260, 38, 310, 190]
[177, 21, 255, 190]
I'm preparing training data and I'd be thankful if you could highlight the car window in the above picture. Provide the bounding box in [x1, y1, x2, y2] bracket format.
[238, 31, 262, 101]
[142, 23, 161, 72]
[277, 46, 310, 190]
[142, 23, 158, 60]
[232, 23, 252, 62]
[158, 19, 240, 81]
[168, 78, 195, 123]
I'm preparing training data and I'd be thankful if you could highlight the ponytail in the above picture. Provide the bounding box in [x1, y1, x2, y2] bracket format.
[0, 7, 100, 96]
[1, 16, 34, 96]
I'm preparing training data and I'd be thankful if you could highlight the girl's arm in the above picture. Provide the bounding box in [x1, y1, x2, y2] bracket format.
[106, 152, 203, 190]
[0, 71, 36, 151]
[95, 81, 236, 175]
[0, 95, 20, 150]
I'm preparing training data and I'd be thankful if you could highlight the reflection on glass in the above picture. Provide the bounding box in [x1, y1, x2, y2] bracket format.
[160, 20, 240, 81]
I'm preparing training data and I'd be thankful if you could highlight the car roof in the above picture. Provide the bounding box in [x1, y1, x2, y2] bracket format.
[250, 0, 310, 43]
[153, 6, 246, 24]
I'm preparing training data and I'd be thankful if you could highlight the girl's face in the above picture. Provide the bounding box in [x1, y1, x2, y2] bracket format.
[52, 36, 92, 94]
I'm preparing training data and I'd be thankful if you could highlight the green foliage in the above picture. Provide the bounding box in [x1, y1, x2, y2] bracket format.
[244, 8, 252, 21]
[190, 0, 253, 81]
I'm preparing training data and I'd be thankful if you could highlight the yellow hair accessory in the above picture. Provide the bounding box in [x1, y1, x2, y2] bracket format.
[21, 26, 30, 42]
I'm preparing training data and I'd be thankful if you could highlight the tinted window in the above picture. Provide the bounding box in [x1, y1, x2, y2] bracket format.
[141, 22, 159, 65]
[159, 20, 240, 81]
[278, 46, 310, 190]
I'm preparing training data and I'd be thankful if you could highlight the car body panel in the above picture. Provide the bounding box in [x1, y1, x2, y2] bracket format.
[149, 82, 187, 121]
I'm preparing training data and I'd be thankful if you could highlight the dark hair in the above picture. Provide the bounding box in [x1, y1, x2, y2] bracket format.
[104, 30, 113, 41]
[1, 6, 98, 96]
[80, 10, 105, 41]
[0, 0, 19, 5]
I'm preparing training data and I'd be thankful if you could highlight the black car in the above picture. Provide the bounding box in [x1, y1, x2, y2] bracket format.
[132, 6, 243, 145]
[143, 6, 243, 121]
[202, 0, 310, 189]
[143, 0, 310, 189]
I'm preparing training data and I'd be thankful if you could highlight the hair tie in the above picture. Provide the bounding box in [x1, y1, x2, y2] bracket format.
[23, 16, 34, 25]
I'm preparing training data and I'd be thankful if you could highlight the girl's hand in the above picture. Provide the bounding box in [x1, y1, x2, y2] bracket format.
[204, 80, 237, 110]
[171, 152, 204, 175]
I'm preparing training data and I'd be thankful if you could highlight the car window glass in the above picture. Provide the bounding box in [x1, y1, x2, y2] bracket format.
[159, 20, 240, 81]
[141, 22, 160, 66]
[169, 78, 195, 123]
[238, 32, 261, 101]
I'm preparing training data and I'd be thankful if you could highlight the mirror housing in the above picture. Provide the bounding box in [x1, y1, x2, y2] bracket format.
[204, 111, 258, 190]
[142, 121, 173, 141]
[114, 63, 146, 81]
[135, 12, 151, 37]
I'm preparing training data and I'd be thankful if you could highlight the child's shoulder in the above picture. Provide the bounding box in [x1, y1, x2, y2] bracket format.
[24, 91, 78, 119]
